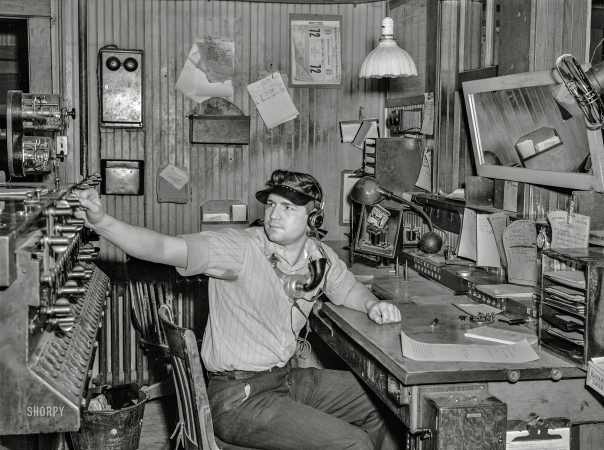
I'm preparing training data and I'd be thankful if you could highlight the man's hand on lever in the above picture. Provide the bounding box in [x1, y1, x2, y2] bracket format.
[74, 188, 105, 228]
[368, 301, 401, 325]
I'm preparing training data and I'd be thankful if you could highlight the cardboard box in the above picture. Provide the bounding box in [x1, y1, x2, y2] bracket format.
[587, 357, 604, 397]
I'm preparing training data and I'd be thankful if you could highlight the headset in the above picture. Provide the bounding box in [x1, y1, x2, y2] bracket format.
[307, 178, 324, 231]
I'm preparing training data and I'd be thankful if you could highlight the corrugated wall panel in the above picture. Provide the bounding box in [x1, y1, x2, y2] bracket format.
[59, 0, 386, 276]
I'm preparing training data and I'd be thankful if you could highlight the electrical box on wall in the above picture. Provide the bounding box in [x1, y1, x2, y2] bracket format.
[99, 48, 144, 128]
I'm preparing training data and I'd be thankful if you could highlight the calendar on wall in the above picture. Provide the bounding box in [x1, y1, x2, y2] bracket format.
[289, 14, 342, 88]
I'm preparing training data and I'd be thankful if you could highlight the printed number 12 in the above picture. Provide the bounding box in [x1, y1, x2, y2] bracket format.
[309, 29, 321, 37]
[310, 65, 322, 74]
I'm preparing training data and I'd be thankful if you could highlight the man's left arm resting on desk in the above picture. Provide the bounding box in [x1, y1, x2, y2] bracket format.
[335, 281, 402, 325]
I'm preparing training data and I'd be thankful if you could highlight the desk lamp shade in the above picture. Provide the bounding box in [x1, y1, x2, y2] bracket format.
[350, 176, 443, 254]
[359, 17, 418, 79]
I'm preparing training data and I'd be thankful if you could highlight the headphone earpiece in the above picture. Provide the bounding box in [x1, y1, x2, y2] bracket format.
[307, 204, 324, 230]
[307, 180, 324, 231]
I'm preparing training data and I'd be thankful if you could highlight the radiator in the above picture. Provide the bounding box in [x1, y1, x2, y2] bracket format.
[93, 278, 208, 389]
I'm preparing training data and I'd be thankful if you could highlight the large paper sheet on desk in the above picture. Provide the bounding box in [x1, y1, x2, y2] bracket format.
[400, 330, 539, 363]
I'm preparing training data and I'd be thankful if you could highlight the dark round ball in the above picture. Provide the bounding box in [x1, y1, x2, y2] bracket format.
[418, 231, 443, 254]
[105, 56, 121, 71]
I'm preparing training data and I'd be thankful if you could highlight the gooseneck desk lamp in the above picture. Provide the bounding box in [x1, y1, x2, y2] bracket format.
[350, 176, 443, 254]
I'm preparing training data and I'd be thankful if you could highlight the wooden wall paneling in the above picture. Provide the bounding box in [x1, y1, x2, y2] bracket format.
[28, 18, 52, 93]
[0, 0, 50, 17]
[58, 0, 387, 258]
[436, 1, 460, 194]
[389, 1, 427, 100]
[498, 0, 532, 76]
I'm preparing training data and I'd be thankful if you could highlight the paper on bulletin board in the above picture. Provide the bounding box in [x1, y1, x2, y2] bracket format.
[506, 427, 570, 450]
[174, 39, 234, 103]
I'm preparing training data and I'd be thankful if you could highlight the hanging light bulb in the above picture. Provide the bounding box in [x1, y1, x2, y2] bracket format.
[359, 17, 418, 79]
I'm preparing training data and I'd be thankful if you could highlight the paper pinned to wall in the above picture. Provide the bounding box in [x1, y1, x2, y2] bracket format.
[247, 72, 299, 129]
[503, 220, 538, 286]
[420, 92, 434, 135]
[415, 147, 432, 191]
[195, 35, 235, 83]
[547, 210, 590, 248]
[174, 39, 234, 103]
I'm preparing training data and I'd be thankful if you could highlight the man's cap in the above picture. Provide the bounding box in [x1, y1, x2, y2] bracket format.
[255, 184, 316, 206]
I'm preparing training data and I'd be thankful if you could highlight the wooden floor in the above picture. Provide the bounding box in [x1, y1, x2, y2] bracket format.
[139, 395, 179, 450]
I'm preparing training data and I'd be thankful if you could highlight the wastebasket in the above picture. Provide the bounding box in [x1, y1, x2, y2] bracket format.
[71, 384, 148, 450]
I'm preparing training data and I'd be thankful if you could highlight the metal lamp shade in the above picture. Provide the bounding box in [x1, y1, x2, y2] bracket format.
[359, 18, 418, 79]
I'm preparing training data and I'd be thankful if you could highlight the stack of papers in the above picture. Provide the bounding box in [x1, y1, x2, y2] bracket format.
[475, 284, 536, 299]
[543, 297, 585, 315]
[465, 326, 538, 345]
[544, 285, 585, 303]
[543, 270, 586, 289]
[546, 328, 584, 345]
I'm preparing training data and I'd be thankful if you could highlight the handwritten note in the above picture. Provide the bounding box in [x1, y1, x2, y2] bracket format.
[477, 214, 501, 268]
[503, 220, 538, 286]
[175, 40, 233, 103]
[487, 212, 510, 268]
[247, 73, 299, 129]
[458, 208, 477, 261]
[400, 330, 540, 363]
[196, 35, 235, 83]
[159, 164, 189, 190]
[547, 210, 590, 248]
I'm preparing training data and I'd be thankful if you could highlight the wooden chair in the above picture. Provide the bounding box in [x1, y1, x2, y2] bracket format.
[158, 304, 257, 450]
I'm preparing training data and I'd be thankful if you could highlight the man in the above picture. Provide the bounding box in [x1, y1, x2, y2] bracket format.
[76, 169, 401, 450]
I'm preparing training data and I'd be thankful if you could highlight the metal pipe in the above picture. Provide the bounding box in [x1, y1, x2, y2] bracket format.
[78, 0, 89, 177]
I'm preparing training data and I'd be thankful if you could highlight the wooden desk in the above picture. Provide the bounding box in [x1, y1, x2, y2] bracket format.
[310, 244, 604, 448]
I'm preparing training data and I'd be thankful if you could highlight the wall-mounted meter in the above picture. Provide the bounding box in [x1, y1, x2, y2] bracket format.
[1, 90, 75, 177]
[99, 48, 144, 129]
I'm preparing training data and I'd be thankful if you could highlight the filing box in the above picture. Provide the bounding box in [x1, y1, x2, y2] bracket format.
[101, 159, 145, 195]
[421, 390, 507, 450]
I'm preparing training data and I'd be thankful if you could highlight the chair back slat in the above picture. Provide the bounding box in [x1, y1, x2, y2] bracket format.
[159, 305, 220, 450]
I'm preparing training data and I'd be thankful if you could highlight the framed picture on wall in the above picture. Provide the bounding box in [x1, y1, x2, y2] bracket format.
[289, 14, 342, 88]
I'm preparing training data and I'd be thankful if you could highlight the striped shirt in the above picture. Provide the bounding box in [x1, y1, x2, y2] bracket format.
[176, 227, 356, 372]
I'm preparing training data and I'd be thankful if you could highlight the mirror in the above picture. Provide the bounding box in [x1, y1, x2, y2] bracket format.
[463, 69, 604, 192]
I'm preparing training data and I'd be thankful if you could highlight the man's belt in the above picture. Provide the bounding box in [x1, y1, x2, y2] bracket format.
[207, 363, 288, 381]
